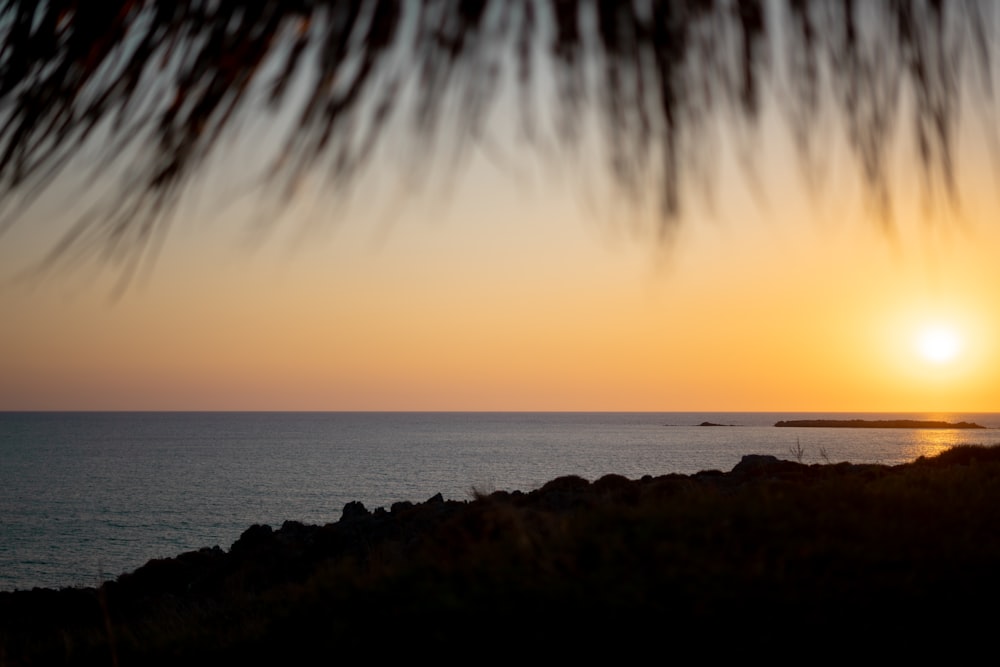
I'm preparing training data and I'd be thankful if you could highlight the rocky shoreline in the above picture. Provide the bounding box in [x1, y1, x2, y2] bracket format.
[4, 444, 1000, 661]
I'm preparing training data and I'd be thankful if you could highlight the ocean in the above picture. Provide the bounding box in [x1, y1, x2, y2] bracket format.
[2, 411, 998, 592]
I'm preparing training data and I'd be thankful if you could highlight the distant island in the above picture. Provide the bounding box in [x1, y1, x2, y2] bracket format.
[775, 419, 986, 429]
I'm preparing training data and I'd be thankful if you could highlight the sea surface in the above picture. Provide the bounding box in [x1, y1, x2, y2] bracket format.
[2, 411, 998, 592]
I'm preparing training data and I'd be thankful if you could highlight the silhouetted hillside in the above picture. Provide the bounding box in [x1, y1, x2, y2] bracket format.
[4, 444, 1000, 662]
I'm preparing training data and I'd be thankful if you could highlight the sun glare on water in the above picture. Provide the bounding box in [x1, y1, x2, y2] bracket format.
[917, 326, 962, 364]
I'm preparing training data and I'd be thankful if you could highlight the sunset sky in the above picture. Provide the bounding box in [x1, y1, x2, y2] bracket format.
[1, 74, 998, 412]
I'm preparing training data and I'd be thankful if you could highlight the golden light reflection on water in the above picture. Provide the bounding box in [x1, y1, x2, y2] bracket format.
[901, 429, 983, 463]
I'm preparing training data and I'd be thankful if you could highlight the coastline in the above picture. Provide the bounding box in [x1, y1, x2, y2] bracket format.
[8, 411, 999, 594]
[4, 443, 1000, 659]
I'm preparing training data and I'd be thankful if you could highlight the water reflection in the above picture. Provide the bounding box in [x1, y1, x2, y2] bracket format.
[901, 428, 984, 464]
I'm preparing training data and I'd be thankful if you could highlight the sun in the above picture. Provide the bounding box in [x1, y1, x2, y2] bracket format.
[916, 326, 962, 364]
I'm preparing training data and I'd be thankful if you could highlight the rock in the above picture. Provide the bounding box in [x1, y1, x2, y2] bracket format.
[391, 501, 414, 514]
[732, 454, 780, 474]
[231, 524, 275, 554]
[341, 501, 370, 521]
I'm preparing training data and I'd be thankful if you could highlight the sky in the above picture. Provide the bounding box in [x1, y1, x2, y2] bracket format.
[1, 61, 999, 412]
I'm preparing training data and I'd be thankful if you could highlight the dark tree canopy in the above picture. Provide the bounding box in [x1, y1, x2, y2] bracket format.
[0, 0, 994, 276]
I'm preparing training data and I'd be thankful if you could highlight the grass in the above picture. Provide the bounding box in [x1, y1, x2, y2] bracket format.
[790, 438, 806, 463]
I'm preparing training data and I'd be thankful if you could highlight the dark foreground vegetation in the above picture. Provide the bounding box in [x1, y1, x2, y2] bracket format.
[4, 445, 1000, 663]
[775, 419, 986, 429]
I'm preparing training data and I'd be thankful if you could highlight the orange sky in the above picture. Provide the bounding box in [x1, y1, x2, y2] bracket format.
[1, 89, 999, 412]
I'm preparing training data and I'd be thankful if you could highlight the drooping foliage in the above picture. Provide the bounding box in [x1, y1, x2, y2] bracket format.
[0, 1, 993, 273]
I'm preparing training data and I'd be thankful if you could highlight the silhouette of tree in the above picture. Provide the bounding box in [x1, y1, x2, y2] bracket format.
[0, 1, 994, 276]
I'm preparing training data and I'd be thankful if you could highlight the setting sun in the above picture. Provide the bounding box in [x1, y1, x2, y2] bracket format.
[917, 326, 962, 364]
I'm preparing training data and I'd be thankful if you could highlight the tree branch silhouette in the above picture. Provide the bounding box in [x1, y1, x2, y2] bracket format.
[0, 0, 993, 278]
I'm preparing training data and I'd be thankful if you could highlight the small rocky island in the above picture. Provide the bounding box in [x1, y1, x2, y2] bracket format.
[775, 419, 986, 429]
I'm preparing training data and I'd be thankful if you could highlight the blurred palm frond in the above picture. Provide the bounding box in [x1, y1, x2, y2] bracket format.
[0, 1, 992, 272]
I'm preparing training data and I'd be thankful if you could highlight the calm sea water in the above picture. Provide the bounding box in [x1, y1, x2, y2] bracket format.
[2, 411, 998, 592]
